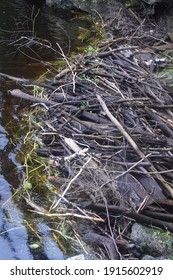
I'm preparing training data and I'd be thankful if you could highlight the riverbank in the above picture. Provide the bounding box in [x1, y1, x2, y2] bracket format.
[3, 2, 173, 260]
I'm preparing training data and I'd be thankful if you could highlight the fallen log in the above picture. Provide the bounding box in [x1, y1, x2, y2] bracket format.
[81, 202, 173, 233]
[0, 72, 55, 90]
[9, 89, 56, 106]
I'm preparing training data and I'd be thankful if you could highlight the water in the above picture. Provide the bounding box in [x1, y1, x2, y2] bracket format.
[0, 0, 95, 259]
[0, 0, 95, 77]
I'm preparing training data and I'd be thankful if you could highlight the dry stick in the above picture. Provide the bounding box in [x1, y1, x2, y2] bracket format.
[102, 195, 122, 260]
[57, 194, 95, 219]
[50, 156, 92, 210]
[96, 94, 173, 198]
[113, 153, 151, 181]
[0, 72, 55, 90]
[26, 197, 103, 222]
[83, 202, 173, 233]
[55, 64, 76, 79]
[25, 198, 48, 213]
[56, 43, 76, 93]
[142, 210, 173, 222]
[145, 107, 173, 138]
[9, 89, 56, 106]
[29, 211, 103, 222]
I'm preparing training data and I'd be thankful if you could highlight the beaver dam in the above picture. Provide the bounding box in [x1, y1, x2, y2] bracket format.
[2, 6, 173, 260]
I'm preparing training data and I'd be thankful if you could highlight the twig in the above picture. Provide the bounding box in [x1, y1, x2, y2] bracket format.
[97, 94, 147, 158]
[82, 202, 173, 233]
[0, 72, 55, 90]
[29, 210, 103, 222]
[114, 153, 151, 180]
[9, 89, 56, 106]
[50, 156, 92, 210]
[56, 194, 94, 219]
[96, 94, 173, 197]
[56, 43, 76, 93]
[55, 64, 76, 79]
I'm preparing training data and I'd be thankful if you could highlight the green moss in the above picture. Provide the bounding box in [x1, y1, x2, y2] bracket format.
[157, 68, 173, 89]
[154, 230, 173, 246]
[77, 26, 92, 42]
[59, 11, 103, 60]
[149, 227, 173, 256]
[6, 105, 49, 193]
[125, 0, 141, 8]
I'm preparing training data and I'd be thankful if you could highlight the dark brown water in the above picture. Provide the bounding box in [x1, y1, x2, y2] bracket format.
[0, 0, 95, 259]
[0, 0, 94, 77]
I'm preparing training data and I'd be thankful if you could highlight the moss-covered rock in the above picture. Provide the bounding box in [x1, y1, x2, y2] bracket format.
[131, 223, 173, 258]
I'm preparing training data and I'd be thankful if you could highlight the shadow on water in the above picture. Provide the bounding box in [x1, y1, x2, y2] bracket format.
[0, 0, 98, 259]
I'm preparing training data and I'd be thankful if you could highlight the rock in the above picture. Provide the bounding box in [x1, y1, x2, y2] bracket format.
[45, 0, 123, 18]
[66, 254, 85, 260]
[142, 255, 167, 260]
[125, 0, 172, 15]
[46, 0, 76, 10]
[130, 223, 173, 258]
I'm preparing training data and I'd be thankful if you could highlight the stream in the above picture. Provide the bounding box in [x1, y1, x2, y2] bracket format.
[0, 0, 96, 260]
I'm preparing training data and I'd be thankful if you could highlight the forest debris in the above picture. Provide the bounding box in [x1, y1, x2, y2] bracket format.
[0, 72, 55, 90]
[97, 94, 173, 198]
[82, 230, 120, 260]
[25, 198, 48, 213]
[30, 210, 104, 222]
[30, 40, 173, 234]
[18, 28, 173, 259]
[81, 202, 173, 233]
[9, 89, 56, 106]
[50, 156, 93, 210]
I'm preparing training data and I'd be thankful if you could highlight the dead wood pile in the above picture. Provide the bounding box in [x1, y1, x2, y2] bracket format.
[8, 38, 173, 259]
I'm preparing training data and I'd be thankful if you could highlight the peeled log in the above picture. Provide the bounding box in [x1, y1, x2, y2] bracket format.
[9, 89, 56, 106]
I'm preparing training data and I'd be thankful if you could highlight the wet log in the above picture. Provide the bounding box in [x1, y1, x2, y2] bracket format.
[145, 107, 173, 138]
[82, 231, 120, 260]
[0, 72, 55, 90]
[81, 202, 173, 233]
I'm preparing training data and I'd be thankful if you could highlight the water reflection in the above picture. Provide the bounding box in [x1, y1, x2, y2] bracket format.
[0, 91, 8, 150]
[0, 80, 28, 259]
[0, 174, 33, 260]
[0, 0, 94, 78]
